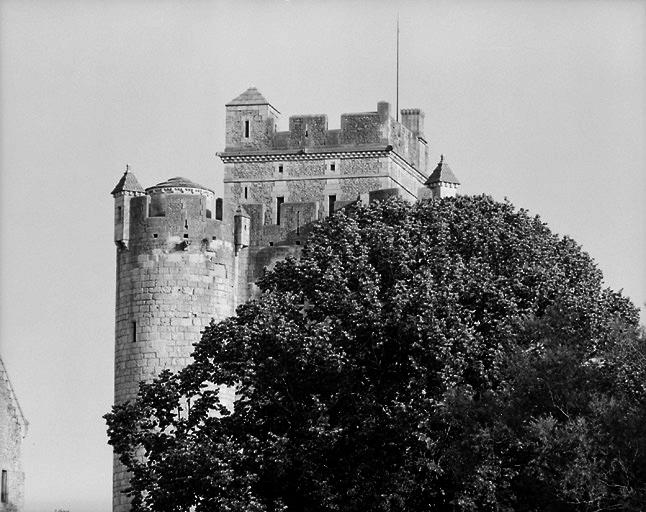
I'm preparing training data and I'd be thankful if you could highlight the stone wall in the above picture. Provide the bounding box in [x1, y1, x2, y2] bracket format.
[113, 191, 239, 512]
[0, 361, 26, 512]
[225, 104, 278, 150]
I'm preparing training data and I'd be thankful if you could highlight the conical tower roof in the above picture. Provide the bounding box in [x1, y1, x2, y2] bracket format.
[425, 155, 460, 186]
[111, 166, 145, 196]
[226, 87, 275, 109]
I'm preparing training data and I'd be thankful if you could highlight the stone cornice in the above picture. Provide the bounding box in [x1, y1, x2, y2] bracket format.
[218, 145, 390, 163]
[224, 173, 392, 183]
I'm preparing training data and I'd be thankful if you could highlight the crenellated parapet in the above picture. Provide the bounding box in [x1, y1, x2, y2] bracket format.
[222, 88, 428, 174]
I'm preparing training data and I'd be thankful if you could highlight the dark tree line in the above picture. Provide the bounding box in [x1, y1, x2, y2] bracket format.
[106, 195, 645, 511]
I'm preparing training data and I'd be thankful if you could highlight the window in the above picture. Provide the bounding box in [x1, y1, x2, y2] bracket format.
[296, 211, 300, 235]
[132, 321, 137, 343]
[330, 163, 336, 172]
[1, 470, 6, 503]
[116, 206, 123, 221]
[276, 196, 285, 225]
[153, 233, 158, 239]
[278, 164, 283, 173]
[215, 198, 223, 220]
[328, 194, 336, 216]
[244, 120, 250, 138]
[244, 187, 248, 199]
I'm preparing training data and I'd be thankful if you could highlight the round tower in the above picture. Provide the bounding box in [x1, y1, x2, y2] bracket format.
[111, 172, 236, 512]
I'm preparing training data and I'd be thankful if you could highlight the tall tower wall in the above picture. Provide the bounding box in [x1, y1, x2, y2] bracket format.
[112, 178, 236, 512]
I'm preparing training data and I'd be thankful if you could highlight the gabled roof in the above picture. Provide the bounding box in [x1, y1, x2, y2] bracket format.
[111, 168, 145, 196]
[146, 177, 214, 194]
[226, 87, 277, 110]
[0, 356, 28, 435]
[425, 155, 460, 186]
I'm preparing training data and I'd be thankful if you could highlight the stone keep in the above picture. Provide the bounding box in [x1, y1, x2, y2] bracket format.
[0, 358, 28, 512]
[111, 87, 460, 511]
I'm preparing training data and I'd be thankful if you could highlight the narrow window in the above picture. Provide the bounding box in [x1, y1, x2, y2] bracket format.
[305, 127, 309, 138]
[276, 196, 285, 225]
[215, 198, 223, 220]
[244, 120, 250, 138]
[131, 322, 137, 343]
[184, 219, 188, 229]
[278, 164, 283, 173]
[330, 163, 336, 172]
[206, 209, 212, 219]
[117, 206, 123, 221]
[328, 194, 336, 216]
[296, 211, 301, 235]
[244, 187, 248, 199]
[1, 470, 7, 503]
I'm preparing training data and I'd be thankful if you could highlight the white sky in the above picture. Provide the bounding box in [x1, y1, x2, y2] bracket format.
[0, 1, 644, 511]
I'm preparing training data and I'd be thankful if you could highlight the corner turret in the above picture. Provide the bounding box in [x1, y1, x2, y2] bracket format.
[225, 87, 280, 151]
[111, 165, 145, 249]
[424, 155, 460, 199]
[234, 206, 250, 253]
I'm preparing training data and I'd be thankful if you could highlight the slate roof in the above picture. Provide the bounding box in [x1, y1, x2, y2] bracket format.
[147, 177, 214, 193]
[226, 87, 274, 108]
[425, 155, 460, 186]
[111, 169, 145, 196]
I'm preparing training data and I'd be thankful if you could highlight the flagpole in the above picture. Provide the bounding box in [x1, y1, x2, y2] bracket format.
[396, 14, 400, 122]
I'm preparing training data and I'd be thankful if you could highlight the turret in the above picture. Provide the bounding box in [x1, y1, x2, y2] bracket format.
[424, 155, 461, 199]
[225, 87, 280, 151]
[234, 206, 251, 253]
[112, 174, 235, 512]
[111, 166, 145, 249]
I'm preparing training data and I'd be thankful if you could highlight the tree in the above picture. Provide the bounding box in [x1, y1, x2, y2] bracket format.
[105, 195, 644, 511]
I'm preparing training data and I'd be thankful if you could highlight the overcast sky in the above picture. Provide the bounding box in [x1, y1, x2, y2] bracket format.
[1, 1, 644, 511]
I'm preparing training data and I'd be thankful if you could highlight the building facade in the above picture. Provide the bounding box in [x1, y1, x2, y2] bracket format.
[111, 87, 460, 511]
[0, 358, 28, 512]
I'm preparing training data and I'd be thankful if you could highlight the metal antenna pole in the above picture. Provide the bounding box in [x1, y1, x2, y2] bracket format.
[396, 14, 400, 122]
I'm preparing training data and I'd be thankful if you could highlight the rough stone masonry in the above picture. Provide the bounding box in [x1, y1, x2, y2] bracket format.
[110, 87, 461, 512]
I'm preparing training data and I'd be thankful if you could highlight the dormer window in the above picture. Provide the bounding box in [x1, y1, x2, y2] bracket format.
[244, 120, 250, 138]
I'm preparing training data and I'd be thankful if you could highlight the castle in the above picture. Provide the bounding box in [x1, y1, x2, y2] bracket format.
[111, 87, 460, 511]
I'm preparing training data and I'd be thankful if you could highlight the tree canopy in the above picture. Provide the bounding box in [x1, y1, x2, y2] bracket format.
[106, 195, 645, 512]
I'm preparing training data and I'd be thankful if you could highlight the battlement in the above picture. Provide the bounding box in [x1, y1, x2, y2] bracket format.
[222, 88, 429, 172]
[112, 173, 228, 250]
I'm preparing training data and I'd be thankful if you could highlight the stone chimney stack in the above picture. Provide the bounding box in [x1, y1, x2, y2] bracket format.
[400, 108, 425, 138]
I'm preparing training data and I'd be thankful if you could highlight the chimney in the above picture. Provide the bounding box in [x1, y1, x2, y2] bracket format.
[400, 108, 425, 137]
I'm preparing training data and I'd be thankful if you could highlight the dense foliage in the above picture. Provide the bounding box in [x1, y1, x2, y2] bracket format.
[106, 195, 644, 511]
